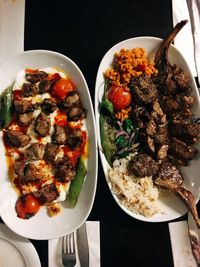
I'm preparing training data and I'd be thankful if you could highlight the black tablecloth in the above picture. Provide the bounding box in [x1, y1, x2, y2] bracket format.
[1, 0, 197, 266]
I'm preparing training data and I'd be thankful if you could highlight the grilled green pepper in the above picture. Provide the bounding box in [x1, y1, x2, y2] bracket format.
[68, 156, 87, 207]
[0, 85, 13, 130]
[100, 81, 114, 116]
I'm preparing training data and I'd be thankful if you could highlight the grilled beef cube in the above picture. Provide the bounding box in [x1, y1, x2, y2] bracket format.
[55, 156, 76, 182]
[67, 106, 86, 122]
[14, 99, 33, 113]
[157, 144, 169, 160]
[130, 75, 158, 105]
[41, 98, 57, 115]
[38, 79, 52, 93]
[167, 154, 188, 166]
[169, 137, 197, 160]
[52, 125, 67, 145]
[35, 112, 51, 137]
[25, 70, 48, 83]
[25, 142, 46, 160]
[22, 83, 39, 97]
[66, 127, 83, 149]
[14, 160, 25, 177]
[18, 112, 34, 126]
[36, 184, 59, 205]
[7, 130, 30, 147]
[60, 91, 80, 111]
[130, 105, 150, 129]
[175, 94, 195, 109]
[23, 163, 41, 183]
[129, 153, 159, 177]
[169, 120, 200, 144]
[154, 125, 169, 145]
[44, 143, 59, 163]
[160, 96, 180, 114]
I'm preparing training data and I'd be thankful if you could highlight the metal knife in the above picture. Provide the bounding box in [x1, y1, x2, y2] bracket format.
[188, 212, 200, 266]
[77, 222, 89, 267]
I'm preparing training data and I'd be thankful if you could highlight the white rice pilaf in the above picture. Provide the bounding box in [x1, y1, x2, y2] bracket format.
[108, 154, 160, 217]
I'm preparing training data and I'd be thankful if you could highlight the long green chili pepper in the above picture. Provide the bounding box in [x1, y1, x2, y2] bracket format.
[100, 81, 114, 116]
[68, 156, 87, 207]
[0, 85, 13, 130]
[100, 114, 116, 166]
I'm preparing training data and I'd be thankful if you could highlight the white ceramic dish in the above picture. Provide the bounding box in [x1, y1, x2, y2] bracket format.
[95, 36, 200, 223]
[0, 223, 41, 267]
[0, 50, 98, 240]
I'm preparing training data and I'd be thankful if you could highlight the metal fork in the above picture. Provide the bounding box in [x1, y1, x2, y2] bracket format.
[62, 232, 76, 267]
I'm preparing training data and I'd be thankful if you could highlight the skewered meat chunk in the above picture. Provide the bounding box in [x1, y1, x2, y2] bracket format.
[66, 127, 83, 149]
[130, 75, 158, 105]
[55, 156, 76, 182]
[44, 143, 59, 163]
[35, 184, 59, 205]
[61, 91, 80, 110]
[18, 112, 34, 126]
[38, 79, 52, 93]
[154, 161, 200, 228]
[67, 106, 86, 121]
[169, 137, 197, 160]
[25, 142, 46, 160]
[7, 129, 30, 147]
[25, 70, 48, 83]
[169, 120, 200, 144]
[41, 98, 57, 115]
[23, 163, 41, 183]
[22, 83, 39, 97]
[14, 99, 33, 113]
[35, 112, 51, 137]
[129, 153, 159, 177]
[52, 125, 67, 145]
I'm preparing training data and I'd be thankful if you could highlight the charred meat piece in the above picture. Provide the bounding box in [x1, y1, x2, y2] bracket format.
[154, 125, 169, 145]
[67, 106, 86, 122]
[52, 125, 67, 145]
[145, 119, 157, 137]
[36, 184, 59, 205]
[35, 112, 51, 137]
[154, 161, 200, 228]
[175, 94, 195, 109]
[25, 142, 46, 160]
[55, 156, 76, 182]
[22, 163, 41, 183]
[41, 98, 57, 115]
[160, 96, 180, 113]
[18, 112, 34, 126]
[130, 75, 158, 105]
[139, 133, 155, 156]
[157, 144, 169, 160]
[129, 153, 159, 177]
[66, 127, 83, 149]
[22, 83, 39, 97]
[14, 99, 33, 113]
[44, 143, 59, 163]
[154, 20, 189, 95]
[60, 91, 80, 111]
[169, 137, 197, 160]
[38, 79, 52, 93]
[173, 65, 191, 92]
[7, 129, 30, 147]
[25, 70, 48, 83]
[169, 120, 200, 144]
[14, 160, 25, 177]
[130, 105, 150, 129]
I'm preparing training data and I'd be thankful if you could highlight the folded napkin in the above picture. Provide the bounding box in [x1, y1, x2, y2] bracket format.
[172, 0, 197, 77]
[168, 221, 198, 267]
[48, 221, 100, 267]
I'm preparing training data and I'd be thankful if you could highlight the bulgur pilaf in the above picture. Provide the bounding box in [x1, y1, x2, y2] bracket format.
[104, 47, 157, 89]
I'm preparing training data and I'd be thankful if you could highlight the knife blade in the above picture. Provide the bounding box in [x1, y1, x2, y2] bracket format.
[77, 222, 89, 267]
[188, 212, 200, 266]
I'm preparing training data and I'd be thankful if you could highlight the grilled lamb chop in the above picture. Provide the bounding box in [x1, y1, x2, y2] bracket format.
[35, 112, 51, 137]
[154, 161, 200, 228]
[154, 20, 191, 95]
[7, 129, 30, 147]
[129, 153, 159, 177]
[25, 142, 46, 160]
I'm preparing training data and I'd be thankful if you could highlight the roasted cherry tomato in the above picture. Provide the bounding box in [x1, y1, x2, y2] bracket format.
[51, 78, 75, 99]
[15, 193, 41, 219]
[107, 86, 132, 111]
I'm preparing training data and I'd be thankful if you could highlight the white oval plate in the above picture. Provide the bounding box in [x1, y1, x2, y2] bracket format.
[95, 36, 200, 223]
[0, 223, 41, 267]
[0, 50, 98, 240]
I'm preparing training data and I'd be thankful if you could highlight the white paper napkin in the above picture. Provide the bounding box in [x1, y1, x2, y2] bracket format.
[0, 0, 25, 65]
[172, 0, 197, 77]
[48, 221, 100, 267]
[168, 221, 198, 267]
